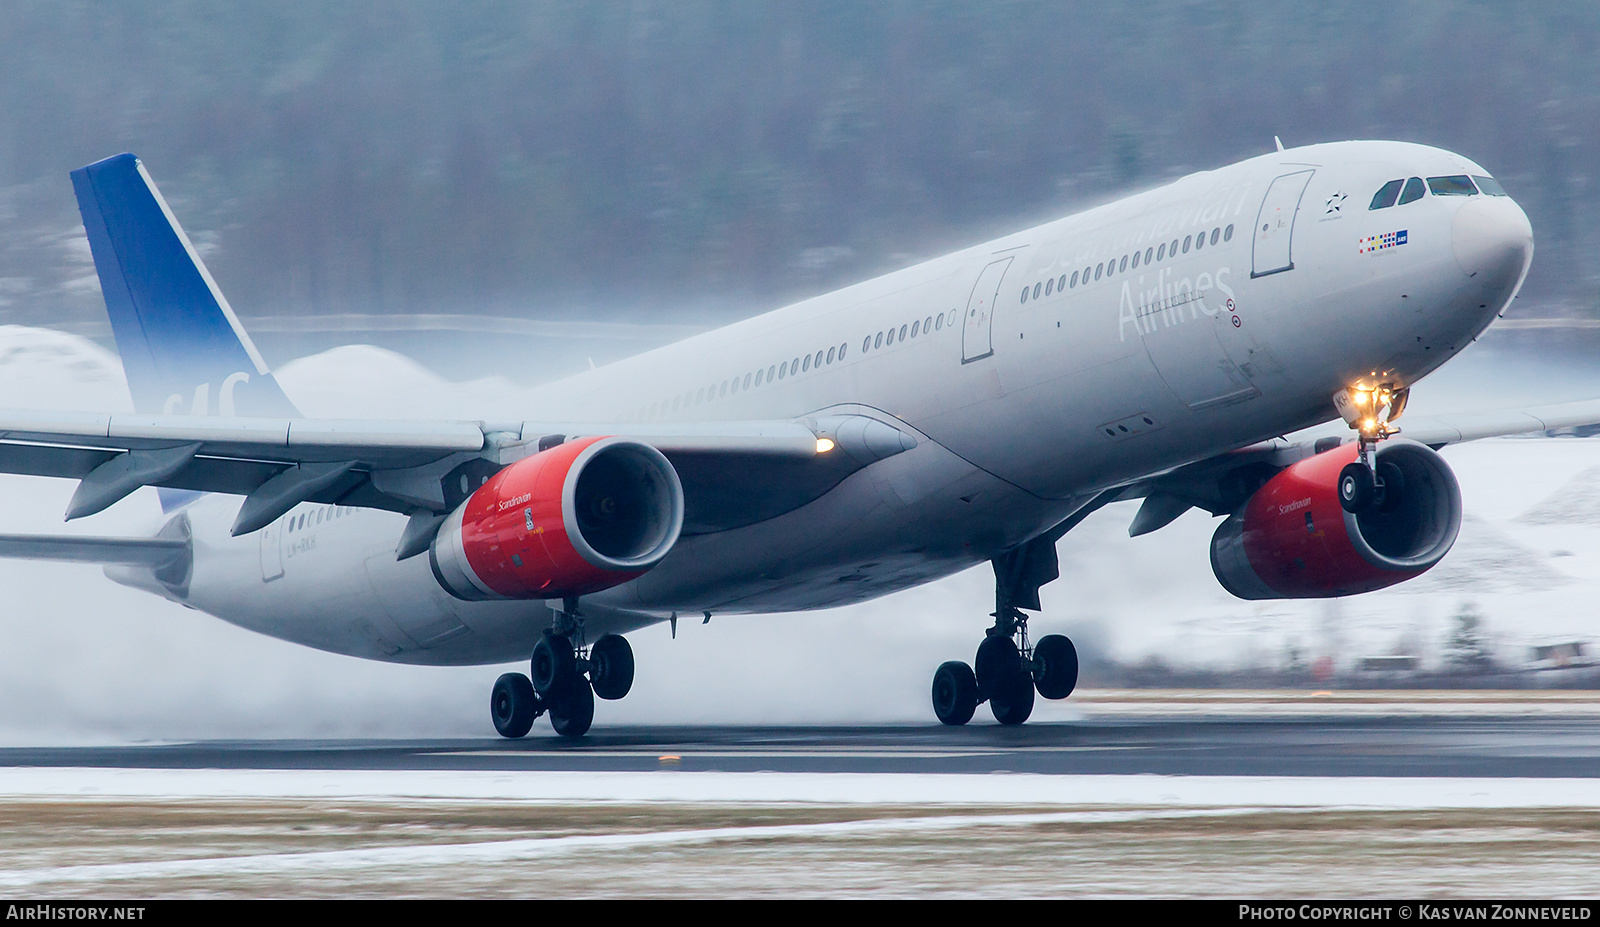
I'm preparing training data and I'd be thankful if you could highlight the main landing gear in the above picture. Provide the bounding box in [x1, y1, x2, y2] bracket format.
[1334, 383, 1408, 515]
[490, 599, 635, 739]
[933, 538, 1079, 726]
[932, 612, 1079, 726]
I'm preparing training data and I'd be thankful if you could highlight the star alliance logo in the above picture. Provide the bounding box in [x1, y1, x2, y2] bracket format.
[1325, 191, 1347, 215]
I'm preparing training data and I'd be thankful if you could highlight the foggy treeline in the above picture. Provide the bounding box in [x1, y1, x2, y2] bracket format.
[1, 0, 1597, 331]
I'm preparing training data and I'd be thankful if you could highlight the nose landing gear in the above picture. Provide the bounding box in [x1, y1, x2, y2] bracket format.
[1334, 383, 1408, 514]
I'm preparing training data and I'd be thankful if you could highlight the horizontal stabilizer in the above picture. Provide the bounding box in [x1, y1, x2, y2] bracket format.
[0, 534, 188, 566]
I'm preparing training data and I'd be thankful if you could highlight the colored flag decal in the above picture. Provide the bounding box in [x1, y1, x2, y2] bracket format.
[1359, 229, 1408, 254]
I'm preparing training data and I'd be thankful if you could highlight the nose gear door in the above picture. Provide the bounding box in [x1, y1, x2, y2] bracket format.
[1252, 170, 1314, 277]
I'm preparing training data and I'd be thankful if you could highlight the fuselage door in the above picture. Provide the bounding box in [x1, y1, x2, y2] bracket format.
[1252, 170, 1315, 278]
[260, 520, 284, 582]
[962, 257, 1013, 363]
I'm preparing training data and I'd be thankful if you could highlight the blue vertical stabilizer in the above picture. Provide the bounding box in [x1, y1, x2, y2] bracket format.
[70, 153, 299, 419]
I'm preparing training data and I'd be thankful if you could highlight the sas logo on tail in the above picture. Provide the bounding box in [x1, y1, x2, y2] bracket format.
[1359, 230, 1408, 254]
[163, 372, 252, 416]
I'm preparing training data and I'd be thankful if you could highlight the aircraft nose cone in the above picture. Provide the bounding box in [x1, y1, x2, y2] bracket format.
[1452, 195, 1533, 283]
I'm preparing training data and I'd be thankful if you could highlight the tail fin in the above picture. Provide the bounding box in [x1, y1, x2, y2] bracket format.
[70, 153, 300, 419]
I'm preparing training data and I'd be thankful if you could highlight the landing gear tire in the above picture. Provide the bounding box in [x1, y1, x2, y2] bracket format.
[490, 672, 540, 739]
[989, 672, 1035, 726]
[548, 676, 595, 738]
[589, 634, 635, 701]
[975, 634, 1034, 725]
[932, 661, 978, 726]
[1339, 462, 1375, 514]
[974, 635, 1026, 695]
[531, 631, 576, 697]
[1031, 634, 1079, 700]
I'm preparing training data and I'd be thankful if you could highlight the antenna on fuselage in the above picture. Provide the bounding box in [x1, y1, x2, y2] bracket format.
[1274, 136, 1285, 152]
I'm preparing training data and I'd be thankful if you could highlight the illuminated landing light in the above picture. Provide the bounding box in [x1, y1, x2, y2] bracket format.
[816, 437, 836, 454]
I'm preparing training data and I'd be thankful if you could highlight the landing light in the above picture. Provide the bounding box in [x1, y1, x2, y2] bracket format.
[816, 438, 836, 454]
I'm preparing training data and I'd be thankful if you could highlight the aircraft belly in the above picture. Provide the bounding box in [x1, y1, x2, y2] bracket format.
[180, 503, 542, 665]
[608, 438, 1076, 614]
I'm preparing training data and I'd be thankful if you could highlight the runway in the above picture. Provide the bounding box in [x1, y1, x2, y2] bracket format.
[3, 692, 1598, 897]
[4, 690, 1600, 778]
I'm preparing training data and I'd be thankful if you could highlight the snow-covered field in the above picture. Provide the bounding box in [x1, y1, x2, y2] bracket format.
[1, 324, 1599, 743]
[1, 769, 1599, 897]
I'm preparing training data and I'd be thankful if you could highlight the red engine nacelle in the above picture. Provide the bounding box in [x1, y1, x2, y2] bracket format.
[429, 436, 684, 600]
[1210, 439, 1461, 599]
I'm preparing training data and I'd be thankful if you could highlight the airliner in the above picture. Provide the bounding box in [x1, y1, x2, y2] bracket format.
[0, 141, 1577, 737]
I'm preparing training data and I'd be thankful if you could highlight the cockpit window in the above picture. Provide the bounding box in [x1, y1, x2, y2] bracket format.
[1473, 175, 1508, 196]
[1369, 179, 1403, 210]
[1427, 175, 1478, 196]
[1398, 177, 1426, 205]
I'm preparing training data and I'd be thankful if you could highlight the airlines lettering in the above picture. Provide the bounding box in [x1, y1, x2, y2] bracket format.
[1118, 265, 1235, 342]
[497, 493, 532, 513]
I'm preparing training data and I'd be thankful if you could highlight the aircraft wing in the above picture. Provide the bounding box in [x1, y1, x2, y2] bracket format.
[0, 410, 906, 537]
[1374, 398, 1600, 446]
[1112, 397, 1600, 538]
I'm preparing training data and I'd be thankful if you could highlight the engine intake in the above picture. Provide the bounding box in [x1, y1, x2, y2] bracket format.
[1210, 439, 1461, 599]
[430, 436, 683, 600]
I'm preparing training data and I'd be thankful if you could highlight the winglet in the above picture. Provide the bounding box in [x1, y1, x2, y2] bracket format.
[70, 154, 299, 419]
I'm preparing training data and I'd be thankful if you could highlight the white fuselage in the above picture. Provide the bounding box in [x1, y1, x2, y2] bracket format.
[114, 141, 1534, 665]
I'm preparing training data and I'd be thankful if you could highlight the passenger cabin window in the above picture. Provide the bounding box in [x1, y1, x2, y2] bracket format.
[1473, 175, 1508, 196]
[1370, 179, 1403, 210]
[1427, 175, 1478, 196]
[1398, 177, 1426, 205]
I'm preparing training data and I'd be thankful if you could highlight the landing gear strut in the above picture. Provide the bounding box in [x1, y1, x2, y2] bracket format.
[931, 537, 1080, 727]
[490, 598, 635, 739]
[1333, 384, 1408, 514]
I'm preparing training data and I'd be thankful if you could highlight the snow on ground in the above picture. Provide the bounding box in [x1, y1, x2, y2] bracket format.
[2, 767, 1599, 808]
[1, 325, 1599, 743]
